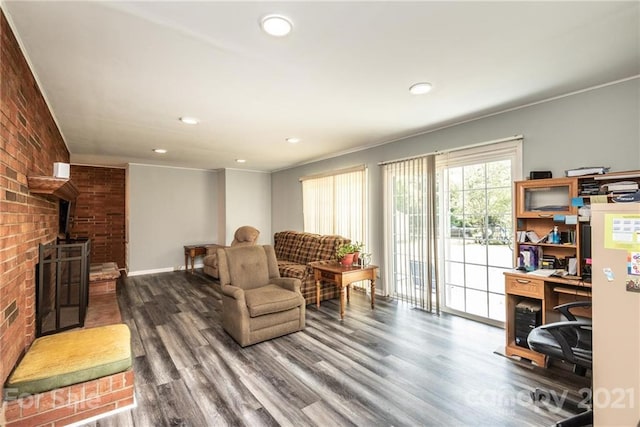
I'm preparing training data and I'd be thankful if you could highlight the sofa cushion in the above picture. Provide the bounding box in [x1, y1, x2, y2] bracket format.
[273, 231, 300, 262]
[244, 284, 302, 317]
[315, 235, 345, 262]
[277, 261, 306, 280]
[6, 324, 132, 395]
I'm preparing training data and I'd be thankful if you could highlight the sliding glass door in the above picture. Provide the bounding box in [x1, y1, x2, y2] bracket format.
[437, 141, 521, 324]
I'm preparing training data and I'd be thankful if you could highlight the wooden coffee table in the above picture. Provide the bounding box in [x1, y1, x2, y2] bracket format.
[311, 262, 379, 320]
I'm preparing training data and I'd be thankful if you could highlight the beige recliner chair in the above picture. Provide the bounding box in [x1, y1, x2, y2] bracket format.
[203, 226, 260, 279]
[217, 245, 305, 347]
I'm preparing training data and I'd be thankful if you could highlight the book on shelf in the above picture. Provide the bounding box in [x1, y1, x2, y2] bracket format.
[579, 179, 601, 195]
[541, 255, 558, 269]
[518, 245, 542, 271]
[602, 181, 639, 192]
[525, 230, 548, 244]
[565, 166, 610, 177]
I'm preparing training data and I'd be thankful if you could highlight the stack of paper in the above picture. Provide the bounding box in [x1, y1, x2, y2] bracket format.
[603, 181, 639, 193]
[565, 166, 610, 177]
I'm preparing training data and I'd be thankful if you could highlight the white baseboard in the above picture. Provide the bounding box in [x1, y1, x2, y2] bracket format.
[127, 267, 174, 276]
[127, 263, 204, 277]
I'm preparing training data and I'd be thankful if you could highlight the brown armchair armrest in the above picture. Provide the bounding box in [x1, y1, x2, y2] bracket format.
[206, 244, 227, 256]
[271, 277, 301, 293]
[221, 284, 245, 303]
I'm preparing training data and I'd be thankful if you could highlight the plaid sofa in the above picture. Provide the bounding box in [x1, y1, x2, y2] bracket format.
[273, 231, 350, 305]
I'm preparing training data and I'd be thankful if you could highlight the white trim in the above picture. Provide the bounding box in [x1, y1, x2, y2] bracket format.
[127, 263, 203, 277]
[127, 162, 218, 172]
[379, 135, 523, 166]
[223, 167, 271, 174]
[127, 267, 174, 276]
[70, 163, 127, 170]
[66, 399, 137, 427]
[435, 139, 523, 176]
[126, 163, 271, 174]
[299, 164, 366, 181]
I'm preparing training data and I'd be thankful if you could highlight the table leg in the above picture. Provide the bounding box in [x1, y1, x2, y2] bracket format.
[316, 279, 321, 308]
[371, 278, 375, 309]
[190, 253, 195, 274]
[346, 284, 350, 303]
[184, 251, 189, 273]
[340, 285, 346, 320]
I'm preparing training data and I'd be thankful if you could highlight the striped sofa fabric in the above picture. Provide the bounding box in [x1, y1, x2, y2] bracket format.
[273, 231, 350, 305]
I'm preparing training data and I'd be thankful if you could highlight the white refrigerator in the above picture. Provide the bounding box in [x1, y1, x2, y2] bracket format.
[591, 202, 640, 426]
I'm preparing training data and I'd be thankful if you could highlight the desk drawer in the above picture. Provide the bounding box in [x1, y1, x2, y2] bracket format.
[505, 276, 544, 298]
[321, 271, 339, 282]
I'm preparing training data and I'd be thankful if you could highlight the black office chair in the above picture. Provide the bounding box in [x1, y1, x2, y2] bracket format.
[527, 301, 592, 427]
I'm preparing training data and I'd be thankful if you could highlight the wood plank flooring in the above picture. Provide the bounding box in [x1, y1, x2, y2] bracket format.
[84, 271, 590, 426]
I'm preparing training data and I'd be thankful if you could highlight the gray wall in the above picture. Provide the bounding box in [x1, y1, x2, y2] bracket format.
[128, 164, 218, 274]
[223, 169, 272, 245]
[271, 78, 640, 290]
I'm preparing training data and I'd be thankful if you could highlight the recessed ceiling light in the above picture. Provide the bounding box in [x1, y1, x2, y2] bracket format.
[179, 117, 199, 125]
[260, 15, 293, 37]
[153, 148, 167, 154]
[409, 82, 433, 95]
[286, 137, 301, 144]
[236, 159, 246, 163]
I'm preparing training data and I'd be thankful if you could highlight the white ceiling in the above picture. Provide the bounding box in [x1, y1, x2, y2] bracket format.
[3, 1, 639, 172]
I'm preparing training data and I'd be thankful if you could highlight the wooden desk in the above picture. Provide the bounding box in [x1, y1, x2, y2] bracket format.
[504, 270, 591, 366]
[311, 262, 379, 320]
[183, 244, 210, 274]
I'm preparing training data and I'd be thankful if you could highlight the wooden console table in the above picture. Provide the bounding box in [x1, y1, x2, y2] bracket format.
[183, 244, 211, 274]
[311, 262, 379, 320]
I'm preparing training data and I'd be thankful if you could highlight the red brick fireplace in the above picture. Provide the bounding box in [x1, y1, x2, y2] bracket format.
[0, 9, 70, 405]
[0, 8, 135, 424]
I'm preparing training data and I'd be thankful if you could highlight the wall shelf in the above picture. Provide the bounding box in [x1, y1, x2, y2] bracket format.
[28, 176, 79, 201]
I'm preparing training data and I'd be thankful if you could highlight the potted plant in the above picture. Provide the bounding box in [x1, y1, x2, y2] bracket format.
[336, 243, 357, 266]
[336, 242, 364, 267]
[351, 241, 364, 265]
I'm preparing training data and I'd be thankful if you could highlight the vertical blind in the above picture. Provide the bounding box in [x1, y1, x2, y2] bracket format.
[301, 166, 366, 245]
[382, 156, 439, 312]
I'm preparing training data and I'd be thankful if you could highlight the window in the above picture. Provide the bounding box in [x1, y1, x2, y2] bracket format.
[381, 138, 522, 323]
[301, 166, 366, 245]
[436, 140, 522, 324]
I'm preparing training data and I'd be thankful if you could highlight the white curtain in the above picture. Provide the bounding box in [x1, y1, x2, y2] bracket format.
[302, 166, 366, 246]
[382, 156, 438, 312]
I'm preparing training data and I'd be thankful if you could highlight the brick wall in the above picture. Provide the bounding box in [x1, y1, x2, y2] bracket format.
[3, 369, 134, 426]
[0, 10, 70, 399]
[70, 166, 126, 269]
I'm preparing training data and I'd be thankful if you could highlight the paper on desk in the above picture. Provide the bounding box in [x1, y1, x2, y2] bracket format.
[527, 269, 556, 277]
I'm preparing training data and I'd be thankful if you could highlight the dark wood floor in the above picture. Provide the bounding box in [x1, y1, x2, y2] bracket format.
[85, 270, 589, 426]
